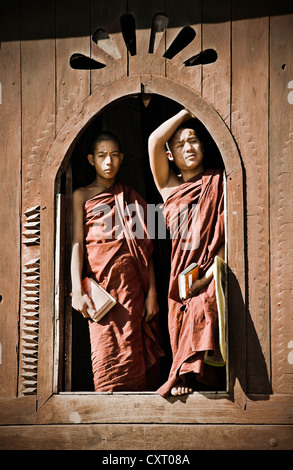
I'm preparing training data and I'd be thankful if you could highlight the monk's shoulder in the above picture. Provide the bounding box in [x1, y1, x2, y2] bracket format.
[73, 186, 86, 200]
[72, 186, 93, 207]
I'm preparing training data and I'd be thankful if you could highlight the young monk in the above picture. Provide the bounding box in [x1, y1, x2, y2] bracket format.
[148, 108, 225, 397]
[71, 131, 164, 392]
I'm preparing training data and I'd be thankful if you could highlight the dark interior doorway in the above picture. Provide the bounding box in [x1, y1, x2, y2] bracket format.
[68, 93, 225, 392]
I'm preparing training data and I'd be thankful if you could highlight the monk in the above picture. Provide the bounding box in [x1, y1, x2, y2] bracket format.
[148, 108, 225, 397]
[71, 131, 164, 392]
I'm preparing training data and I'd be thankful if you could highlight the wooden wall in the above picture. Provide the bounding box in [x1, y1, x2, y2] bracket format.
[0, 0, 292, 450]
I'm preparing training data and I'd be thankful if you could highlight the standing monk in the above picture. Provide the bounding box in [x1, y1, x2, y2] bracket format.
[71, 131, 164, 392]
[148, 109, 225, 397]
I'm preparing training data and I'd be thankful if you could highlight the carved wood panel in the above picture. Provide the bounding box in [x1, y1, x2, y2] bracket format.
[19, 206, 41, 395]
[1, 0, 292, 409]
[270, 10, 293, 394]
[231, 3, 270, 393]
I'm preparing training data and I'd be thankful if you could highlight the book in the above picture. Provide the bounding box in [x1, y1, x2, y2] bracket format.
[178, 262, 199, 300]
[204, 256, 226, 367]
[82, 276, 117, 322]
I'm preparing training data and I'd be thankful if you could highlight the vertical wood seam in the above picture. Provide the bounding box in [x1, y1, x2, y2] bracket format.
[267, 5, 272, 387]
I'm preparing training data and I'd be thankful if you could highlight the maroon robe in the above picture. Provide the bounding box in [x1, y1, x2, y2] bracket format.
[157, 168, 225, 397]
[83, 181, 164, 392]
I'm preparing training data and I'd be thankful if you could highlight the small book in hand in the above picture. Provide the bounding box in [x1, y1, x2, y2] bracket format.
[82, 276, 117, 322]
[178, 262, 199, 300]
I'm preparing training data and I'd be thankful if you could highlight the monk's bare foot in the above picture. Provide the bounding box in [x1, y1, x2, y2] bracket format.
[171, 386, 193, 396]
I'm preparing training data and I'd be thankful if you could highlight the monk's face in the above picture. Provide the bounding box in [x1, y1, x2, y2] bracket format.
[89, 139, 123, 179]
[168, 128, 204, 173]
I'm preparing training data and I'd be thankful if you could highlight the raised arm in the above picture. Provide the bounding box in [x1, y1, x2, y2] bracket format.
[148, 108, 193, 192]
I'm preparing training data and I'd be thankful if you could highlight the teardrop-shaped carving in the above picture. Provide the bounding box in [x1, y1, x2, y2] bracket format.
[149, 13, 169, 54]
[70, 53, 106, 70]
[163, 26, 196, 59]
[120, 13, 136, 56]
[184, 48, 218, 66]
[92, 28, 121, 60]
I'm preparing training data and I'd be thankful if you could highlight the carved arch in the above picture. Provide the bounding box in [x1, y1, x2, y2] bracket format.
[38, 75, 246, 407]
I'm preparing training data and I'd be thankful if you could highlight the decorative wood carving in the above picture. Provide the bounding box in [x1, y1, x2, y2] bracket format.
[20, 205, 41, 396]
[22, 206, 40, 246]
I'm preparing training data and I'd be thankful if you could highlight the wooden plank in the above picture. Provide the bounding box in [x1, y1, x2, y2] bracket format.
[53, 194, 66, 393]
[0, 396, 37, 425]
[56, 0, 91, 134]
[0, 423, 292, 450]
[20, 0, 56, 210]
[36, 393, 293, 426]
[1, 393, 293, 426]
[0, 2, 21, 397]
[269, 7, 293, 394]
[231, 1, 270, 394]
[202, 0, 231, 126]
[20, 0, 56, 399]
[165, 0, 201, 93]
[226, 169, 247, 408]
[64, 164, 73, 391]
[90, 0, 128, 92]
[128, 0, 166, 77]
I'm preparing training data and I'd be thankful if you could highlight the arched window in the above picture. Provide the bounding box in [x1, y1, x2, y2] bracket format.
[38, 76, 246, 412]
[64, 94, 226, 392]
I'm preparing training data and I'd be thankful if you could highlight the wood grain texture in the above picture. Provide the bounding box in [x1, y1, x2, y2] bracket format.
[19, 0, 56, 398]
[0, 422, 292, 450]
[90, 0, 127, 92]
[0, 2, 21, 398]
[231, 1, 270, 394]
[128, 0, 166, 77]
[202, 0, 231, 125]
[269, 9, 293, 394]
[56, 0, 91, 134]
[1, 2, 293, 450]
[1, 392, 293, 427]
[165, 0, 202, 93]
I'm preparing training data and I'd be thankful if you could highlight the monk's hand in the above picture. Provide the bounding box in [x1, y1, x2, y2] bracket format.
[72, 292, 95, 319]
[188, 264, 214, 298]
[183, 107, 197, 120]
[188, 277, 208, 298]
[144, 289, 159, 322]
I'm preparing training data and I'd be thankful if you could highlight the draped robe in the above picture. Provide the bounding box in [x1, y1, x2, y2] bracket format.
[156, 168, 225, 397]
[83, 181, 164, 392]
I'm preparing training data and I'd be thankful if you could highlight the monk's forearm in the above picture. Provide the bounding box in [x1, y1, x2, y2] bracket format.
[148, 109, 195, 190]
[149, 108, 191, 148]
[71, 241, 84, 295]
[192, 243, 225, 294]
[201, 243, 225, 286]
[148, 258, 157, 294]
[144, 258, 159, 320]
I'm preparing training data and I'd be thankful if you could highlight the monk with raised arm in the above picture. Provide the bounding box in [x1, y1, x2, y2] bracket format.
[148, 109, 225, 397]
[71, 131, 164, 392]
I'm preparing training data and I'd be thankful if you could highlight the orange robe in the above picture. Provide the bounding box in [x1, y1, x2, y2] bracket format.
[83, 182, 164, 392]
[157, 169, 225, 397]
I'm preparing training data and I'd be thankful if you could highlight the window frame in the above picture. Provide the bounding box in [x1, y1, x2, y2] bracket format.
[38, 75, 246, 415]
